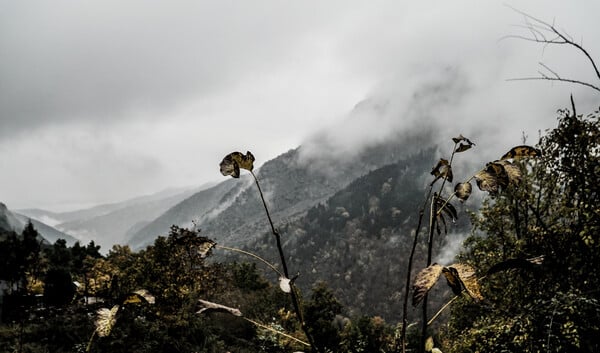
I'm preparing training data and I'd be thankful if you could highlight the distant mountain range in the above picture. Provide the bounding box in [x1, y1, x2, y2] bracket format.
[0, 202, 78, 245]
[17, 185, 211, 251]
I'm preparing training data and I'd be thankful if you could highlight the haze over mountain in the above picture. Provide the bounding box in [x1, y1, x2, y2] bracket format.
[0, 202, 78, 245]
[18, 186, 209, 251]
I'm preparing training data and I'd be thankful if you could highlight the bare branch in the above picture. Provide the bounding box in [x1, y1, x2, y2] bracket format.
[539, 62, 561, 79]
[505, 6, 600, 91]
[507, 77, 600, 93]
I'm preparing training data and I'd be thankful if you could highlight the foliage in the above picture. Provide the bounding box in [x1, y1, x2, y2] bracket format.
[0, 224, 302, 352]
[443, 107, 600, 352]
[304, 282, 344, 352]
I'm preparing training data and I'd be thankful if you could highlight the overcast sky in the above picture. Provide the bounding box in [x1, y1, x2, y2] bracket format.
[1, 0, 599, 211]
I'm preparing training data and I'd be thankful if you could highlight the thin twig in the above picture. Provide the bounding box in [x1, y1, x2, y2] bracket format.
[216, 245, 283, 277]
[427, 296, 460, 326]
[506, 77, 600, 93]
[85, 330, 97, 353]
[244, 317, 310, 347]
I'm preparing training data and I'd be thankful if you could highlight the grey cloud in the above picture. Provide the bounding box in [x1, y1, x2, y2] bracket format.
[1, 0, 599, 211]
[0, 0, 352, 138]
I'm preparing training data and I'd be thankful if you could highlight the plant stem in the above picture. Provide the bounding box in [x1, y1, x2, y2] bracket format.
[250, 171, 318, 352]
[244, 317, 310, 347]
[398, 185, 433, 353]
[419, 144, 458, 353]
[427, 295, 459, 326]
[216, 245, 283, 277]
[86, 330, 97, 353]
[420, 193, 437, 353]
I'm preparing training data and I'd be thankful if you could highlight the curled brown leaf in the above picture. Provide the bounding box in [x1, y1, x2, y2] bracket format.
[413, 263, 444, 306]
[501, 145, 541, 160]
[219, 151, 255, 178]
[454, 182, 472, 202]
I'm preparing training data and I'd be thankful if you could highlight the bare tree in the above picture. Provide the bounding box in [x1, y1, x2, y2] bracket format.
[504, 6, 600, 93]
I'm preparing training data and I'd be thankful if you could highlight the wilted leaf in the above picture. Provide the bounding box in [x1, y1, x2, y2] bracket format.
[486, 256, 545, 275]
[501, 145, 542, 160]
[453, 135, 475, 153]
[485, 162, 509, 188]
[431, 159, 453, 184]
[123, 289, 155, 305]
[198, 239, 217, 258]
[279, 276, 291, 293]
[435, 194, 457, 222]
[413, 263, 444, 306]
[135, 289, 155, 304]
[444, 263, 483, 301]
[219, 151, 255, 178]
[474, 170, 499, 194]
[455, 143, 472, 153]
[425, 336, 434, 352]
[436, 214, 446, 235]
[452, 134, 475, 146]
[95, 305, 119, 337]
[197, 299, 243, 316]
[496, 160, 522, 185]
[441, 266, 462, 295]
[454, 182, 472, 202]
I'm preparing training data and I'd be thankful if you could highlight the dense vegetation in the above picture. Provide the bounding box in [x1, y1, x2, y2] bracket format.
[443, 106, 600, 352]
[1, 104, 598, 352]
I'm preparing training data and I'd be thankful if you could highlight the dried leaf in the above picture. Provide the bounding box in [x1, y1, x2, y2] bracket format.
[444, 263, 483, 301]
[496, 160, 522, 185]
[197, 299, 243, 316]
[455, 143, 472, 153]
[431, 159, 453, 184]
[441, 267, 462, 295]
[485, 162, 509, 188]
[219, 151, 255, 178]
[435, 195, 457, 222]
[453, 135, 475, 153]
[454, 182, 472, 202]
[95, 305, 119, 337]
[123, 289, 155, 305]
[425, 336, 434, 352]
[474, 170, 499, 194]
[451, 134, 475, 146]
[501, 145, 542, 160]
[436, 214, 445, 235]
[486, 256, 545, 275]
[198, 239, 217, 258]
[413, 263, 444, 306]
[134, 289, 155, 304]
[279, 276, 292, 293]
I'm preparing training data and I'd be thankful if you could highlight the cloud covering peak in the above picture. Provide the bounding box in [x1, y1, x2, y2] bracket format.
[1, 0, 599, 210]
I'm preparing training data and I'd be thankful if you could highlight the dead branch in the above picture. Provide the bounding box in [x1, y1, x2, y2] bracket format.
[503, 5, 600, 93]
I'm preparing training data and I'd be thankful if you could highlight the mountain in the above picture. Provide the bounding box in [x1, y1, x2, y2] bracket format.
[17, 185, 210, 252]
[0, 202, 22, 233]
[0, 202, 78, 245]
[128, 127, 434, 251]
[127, 91, 444, 251]
[233, 149, 473, 322]
[14, 214, 78, 245]
[127, 178, 240, 249]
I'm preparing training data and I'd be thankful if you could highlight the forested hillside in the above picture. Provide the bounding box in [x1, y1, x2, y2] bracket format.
[2, 104, 597, 353]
